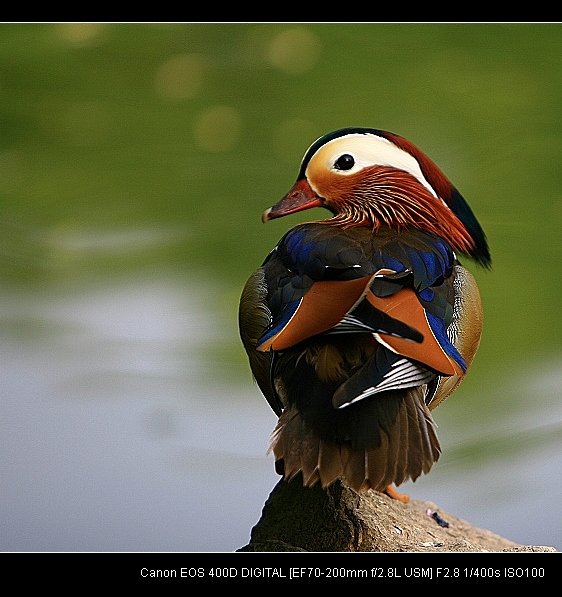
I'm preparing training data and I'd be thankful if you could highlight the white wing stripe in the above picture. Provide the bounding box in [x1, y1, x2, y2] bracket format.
[340, 359, 433, 408]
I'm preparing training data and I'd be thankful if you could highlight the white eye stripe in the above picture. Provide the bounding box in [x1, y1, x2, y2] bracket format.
[310, 133, 439, 198]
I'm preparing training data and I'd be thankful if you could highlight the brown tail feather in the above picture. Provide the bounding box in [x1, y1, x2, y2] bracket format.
[340, 444, 367, 491]
[269, 387, 440, 493]
[317, 440, 344, 487]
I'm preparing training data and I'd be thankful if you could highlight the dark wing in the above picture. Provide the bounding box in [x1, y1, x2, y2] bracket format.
[239, 223, 470, 416]
[239, 267, 282, 416]
[256, 225, 424, 352]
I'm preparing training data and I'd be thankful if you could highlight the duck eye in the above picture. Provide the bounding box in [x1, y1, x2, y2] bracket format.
[334, 154, 355, 171]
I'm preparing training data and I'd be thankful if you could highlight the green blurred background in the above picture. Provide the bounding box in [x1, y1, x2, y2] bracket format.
[1, 23, 561, 551]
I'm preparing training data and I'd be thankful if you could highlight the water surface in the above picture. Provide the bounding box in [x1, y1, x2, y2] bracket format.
[1, 276, 560, 551]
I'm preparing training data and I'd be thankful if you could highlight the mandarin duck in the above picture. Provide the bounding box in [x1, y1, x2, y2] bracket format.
[239, 127, 490, 501]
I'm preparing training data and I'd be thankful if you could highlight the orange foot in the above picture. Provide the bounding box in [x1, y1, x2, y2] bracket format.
[383, 484, 409, 503]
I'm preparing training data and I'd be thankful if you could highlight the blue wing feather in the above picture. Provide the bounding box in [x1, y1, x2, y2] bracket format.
[258, 224, 462, 380]
[426, 312, 466, 373]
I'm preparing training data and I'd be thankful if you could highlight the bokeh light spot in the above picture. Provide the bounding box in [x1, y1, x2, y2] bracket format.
[58, 23, 107, 46]
[194, 106, 241, 152]
[267, 27, 322, 74]
[155, 54, 206, 102]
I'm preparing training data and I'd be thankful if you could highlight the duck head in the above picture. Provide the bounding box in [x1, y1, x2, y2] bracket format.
[263, 127, 491, 267]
